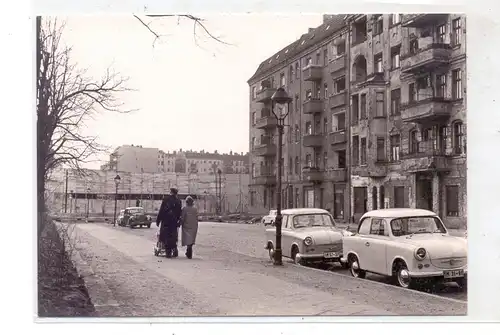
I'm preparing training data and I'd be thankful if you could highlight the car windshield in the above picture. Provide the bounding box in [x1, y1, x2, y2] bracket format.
[129, 208, 144, 214]
[390, 216, 446, 236]
[293, 214, 335, 228]
[270, 210, 277, 216]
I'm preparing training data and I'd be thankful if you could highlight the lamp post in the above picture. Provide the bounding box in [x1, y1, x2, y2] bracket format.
[113, 174, 121, 226]
[217, 169, 222, 215]
[204, 190, 208, 213]
[70, 190, 74, 214]
[270, 87, 292, 266]
[86, 187, 90, 221]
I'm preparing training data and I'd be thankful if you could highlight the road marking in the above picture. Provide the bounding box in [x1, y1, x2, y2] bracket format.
[290, 263, 467, 305]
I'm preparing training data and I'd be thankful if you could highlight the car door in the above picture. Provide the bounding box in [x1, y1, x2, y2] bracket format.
[351, 217, 372, 268]
[363, 218, 389, 274]
[281, 215, 293, 257]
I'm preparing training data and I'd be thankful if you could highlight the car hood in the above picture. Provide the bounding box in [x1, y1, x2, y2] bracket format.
[294, 227, 344, 244]
[396, 233, 467, 258]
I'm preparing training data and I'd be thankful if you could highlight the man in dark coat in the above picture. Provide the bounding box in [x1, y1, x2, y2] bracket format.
[156, 188, 182, 258]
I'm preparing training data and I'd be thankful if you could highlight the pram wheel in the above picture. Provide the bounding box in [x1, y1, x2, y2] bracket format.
[154, 247, 159, 256]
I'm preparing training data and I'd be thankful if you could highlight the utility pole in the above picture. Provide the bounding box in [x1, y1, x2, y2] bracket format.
[64, 169, 69, 213]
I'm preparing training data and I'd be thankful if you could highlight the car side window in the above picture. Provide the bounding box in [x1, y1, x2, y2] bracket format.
[370, 218, 384, 235]
[358, 218, 371, 235]
[282, 215, 289, 228]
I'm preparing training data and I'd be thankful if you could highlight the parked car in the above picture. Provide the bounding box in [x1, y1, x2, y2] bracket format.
[262, 210, 277, 226]
[341, 208, 467, 290]
[264, 208, 350, 267]
[119, 207, 152, 228]
[114, 209, 125, 225]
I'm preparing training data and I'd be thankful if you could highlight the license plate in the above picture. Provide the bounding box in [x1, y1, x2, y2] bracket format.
[443, 269, 464, 278]
[323, 252, 338, 258]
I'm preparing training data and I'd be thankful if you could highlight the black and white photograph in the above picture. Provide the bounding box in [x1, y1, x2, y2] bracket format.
[33, 12, 472, 319]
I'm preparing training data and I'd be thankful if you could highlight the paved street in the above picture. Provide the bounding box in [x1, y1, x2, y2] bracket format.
[68, 221, 467, 317]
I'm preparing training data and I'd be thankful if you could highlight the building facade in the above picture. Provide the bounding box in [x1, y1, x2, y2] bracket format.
[247, 14, 466, 229]
[101, 145, 249, 175]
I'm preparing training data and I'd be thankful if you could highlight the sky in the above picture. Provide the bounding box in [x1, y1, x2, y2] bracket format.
[58, 14, 324, 169]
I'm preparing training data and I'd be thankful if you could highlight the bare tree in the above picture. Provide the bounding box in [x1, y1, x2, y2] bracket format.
[36, 17, 131, 237]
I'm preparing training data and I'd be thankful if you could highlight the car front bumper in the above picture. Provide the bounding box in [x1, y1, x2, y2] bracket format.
[408, 268, 468, 278]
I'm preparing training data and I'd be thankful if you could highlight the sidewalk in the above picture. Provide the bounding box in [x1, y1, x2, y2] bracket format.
[68, 223, 466, 316]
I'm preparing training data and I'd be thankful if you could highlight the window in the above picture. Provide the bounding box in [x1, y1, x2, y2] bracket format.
[394, 186, 405, 208]
[391, 88, 401, 115]
[314, 150, 321, 168]
[390, 14, 401, 26]
[252, 112, 256, 125]
[251, 136, 256, 149]
[289, 66, 294, 83]
[295, 95, 299, 112]
[391, 46, 400, 69]
[352, 94, 359, 124]
[323, 117, 328, 134]
[452, 18, 462, 46]
[338, 150, 346, 168]
[334, 112, 346, 131]
[263, 189, 267, 208]
[323, 49, 328, 66]
[288, 157, 293, 174]
[372, 187, 378, 210]
[373, 15, 383, 36]
[295, 156, 299, 174]
[295, 188, 300, 208]
[358, 218, 371, 235]
[409, 130, 419, 153]
[295, 63, 300, 79]
[376, 137, 385, 162]
[409, 83, 417, 103]
[316, 84, 321, 98]
[334, 76, 346, 93]
[436, 74, 446, 98]
[454, 121, 465, 154]
[375, 92, 385, 117]
[390, 134, 400, 161]
[252, 86, 257, 99]
[294, 125, 300, 142]
[316, 53, 321, 65]
[250, 192, 255, 206]
[379, 185, 385, 209]
[306, 57, 312, 67]
[251, 163, 256, 177]
[336, 41, 346, 55]
[305, 154, 312, 167]
[452, 69, 463, 99]
[360, 137, 367, 165]
[370, 218, 385, 235]
[360, 94, 367, 119]
[352, 135, 359, 166]
[446, 185, 459, 216]
[323, 151, 328, 169]
[324, 83, 328, 99]
[280, 73, 286, 87]
[409, 38, 418, 54]
[374, 53, 383, 73]
[305, 122, 312, 135]
[306, 89, 312, 100]
[437, 24, 446, 43]
[333, 184, 345, 219]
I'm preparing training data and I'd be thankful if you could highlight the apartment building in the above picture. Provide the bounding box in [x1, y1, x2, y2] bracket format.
[247, 14, 466, 229]
[101, 145, 249, 175]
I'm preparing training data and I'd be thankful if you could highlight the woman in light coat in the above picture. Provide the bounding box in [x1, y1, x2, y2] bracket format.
[180, 196, 199, 259]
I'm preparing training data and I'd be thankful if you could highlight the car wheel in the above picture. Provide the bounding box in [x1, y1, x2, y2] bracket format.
[291, 246, 301, 265]
[341, 260, 350, 270]
[129, 224, 134, 229]
[268, 243, 275, 261]
[348, 255, 366, 279]
[393, 261, 415, 289]
[147, 224, 151, 228]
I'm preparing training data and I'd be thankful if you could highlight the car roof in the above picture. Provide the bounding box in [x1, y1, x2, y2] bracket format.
[281, 208, 330, 215]
[126, 207, 144, 210]
[360, 208, 437, 220]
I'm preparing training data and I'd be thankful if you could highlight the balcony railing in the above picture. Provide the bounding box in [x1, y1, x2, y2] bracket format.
[329, 91, 347, 108]
[329, 55, 346, 74]
[401, 43, 452, 74]
[254, 166, 276, 185]
[324, 168, 347, 182]
[302, 64, 323, 81]
[255, 111, 277, 129]
[329, 130, 347, 145]
[303, 98, 324, 114]
[401, 141, 449, 172]
[402, 14, 450, 28]
[252, 136, 277, 157]
[303, 134, 324, 147]
[302, 166, 324, 183]
[256, 87, 277, 103]
[401, 97, 452, 123]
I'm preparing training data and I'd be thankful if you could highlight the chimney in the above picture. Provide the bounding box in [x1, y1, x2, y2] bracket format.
[215, 150, 218, 154]
[180, 148, 182, 152]
[230, 150, 233, 155]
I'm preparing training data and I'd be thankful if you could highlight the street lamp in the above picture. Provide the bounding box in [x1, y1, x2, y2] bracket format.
[271, 87, 292, 266]
[217, 169, 222, 215]
[204, 190, 208, 213]
[86, 187, 91, 220]
[113, 174, 121, 226]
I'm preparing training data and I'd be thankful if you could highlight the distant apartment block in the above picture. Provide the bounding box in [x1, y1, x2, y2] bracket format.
[247, 14, 466, 229]
[101, 145, 250, 175]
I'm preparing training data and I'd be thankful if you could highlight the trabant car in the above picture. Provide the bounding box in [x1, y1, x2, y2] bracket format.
[264, 208, 351, 266]
[341, 208, 467, 289]
[119, 207, 152, 229]
[262, 210, 277, 226]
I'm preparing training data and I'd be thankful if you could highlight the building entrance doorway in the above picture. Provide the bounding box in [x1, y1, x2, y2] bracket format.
[416, 173, 433, 211]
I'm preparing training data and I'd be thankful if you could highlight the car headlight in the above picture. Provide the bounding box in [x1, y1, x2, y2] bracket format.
[304, 236, 313, 246]
[414, 247, 426, 260]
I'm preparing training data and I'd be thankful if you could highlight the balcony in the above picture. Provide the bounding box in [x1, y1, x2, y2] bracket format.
[255, 109, 277, 129]
[252, 136, 276, 157]
[303, 134, 324, 147]
[352, 163, 387, 178]
[329, 130, 347, 145]
[329, 91, 347, 108]
[325, 168, 347, 182]
[401, 44, 452, 74]
[401, 142, 449, 173]
[302, 64, 323, 81]
[303, 98, 324, 114]
[402, 14, 450, 28]
[329, 55, 345, 74]
[302, 167, 324, 183]
[401, 97, 452, 124]
[256, 88, 277, 103]
[254, 167, 276, 185]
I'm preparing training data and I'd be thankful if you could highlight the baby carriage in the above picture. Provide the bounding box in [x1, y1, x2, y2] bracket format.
[153, 230, 166, 256]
